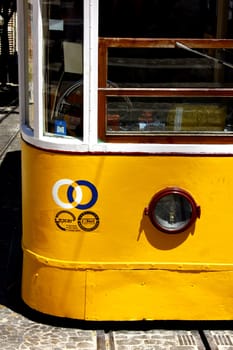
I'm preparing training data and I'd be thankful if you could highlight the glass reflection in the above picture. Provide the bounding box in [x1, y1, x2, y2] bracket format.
[153, 194, 193, 230]
[42, 0, 83, 138]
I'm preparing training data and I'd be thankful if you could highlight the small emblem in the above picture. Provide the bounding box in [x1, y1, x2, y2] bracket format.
[55, 210, 79, 231]
[77, 211, 100, 232]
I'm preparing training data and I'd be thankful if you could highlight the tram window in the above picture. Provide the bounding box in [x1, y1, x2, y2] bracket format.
[106, 97, 231, 133]
[26, 0, 34, 130]
[98, 0, 233, 143]
[42, 0, 83, 139]
[107, 48, 233, 87]
[99, 0, 202, 38]
[99, 0, 233, 39]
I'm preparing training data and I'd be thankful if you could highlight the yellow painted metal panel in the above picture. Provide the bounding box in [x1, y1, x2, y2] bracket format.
[21, 141, 233, 319]
[85, 269, 233, 320]
[22, 142, 233, 264]
[22, 251, 86, 318]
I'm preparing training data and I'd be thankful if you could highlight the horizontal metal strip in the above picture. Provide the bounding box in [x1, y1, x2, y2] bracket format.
[23, 247, 233, 272]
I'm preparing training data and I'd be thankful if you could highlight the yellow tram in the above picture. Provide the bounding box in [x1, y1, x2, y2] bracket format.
[17, 0, 233, 320]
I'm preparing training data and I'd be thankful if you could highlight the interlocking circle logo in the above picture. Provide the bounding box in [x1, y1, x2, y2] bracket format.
[52, 179, 98, 210]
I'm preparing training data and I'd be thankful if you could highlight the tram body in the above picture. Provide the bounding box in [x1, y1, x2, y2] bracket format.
[18, 0, 233, 320]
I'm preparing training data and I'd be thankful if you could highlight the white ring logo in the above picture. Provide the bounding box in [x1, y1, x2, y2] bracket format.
[52, 179, 98, 210]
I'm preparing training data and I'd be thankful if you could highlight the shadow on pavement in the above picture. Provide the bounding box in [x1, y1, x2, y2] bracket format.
[0, 150, 22, 307]
[0, 84, 18, 106]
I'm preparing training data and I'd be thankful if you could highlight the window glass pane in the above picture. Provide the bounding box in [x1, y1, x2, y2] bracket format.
[108, 48, 233, 88]
[154, 194, 192, 230]
[106, 97, 233, 133]
[27, 0, 34, 130]
[43, 0, 83, 139]
[99, 0, 233, 140]
[99, 0, 233, 39]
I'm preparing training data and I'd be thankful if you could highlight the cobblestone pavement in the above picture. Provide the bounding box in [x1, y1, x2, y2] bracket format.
[0, 104, 20, 164]
[1, 303, 233, 350]
[0, 305, 97, 350]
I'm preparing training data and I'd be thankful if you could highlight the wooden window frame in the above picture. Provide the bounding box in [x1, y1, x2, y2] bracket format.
[98, 38, 233, 144]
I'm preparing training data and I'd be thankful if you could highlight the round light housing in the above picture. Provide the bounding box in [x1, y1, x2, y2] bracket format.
[146, 187, 200, 234]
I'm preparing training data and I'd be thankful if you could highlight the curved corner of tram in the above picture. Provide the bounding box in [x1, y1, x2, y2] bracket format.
[17, 0, 233, 321]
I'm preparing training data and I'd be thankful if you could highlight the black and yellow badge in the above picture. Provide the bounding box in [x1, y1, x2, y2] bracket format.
[77, 211, 100, 231]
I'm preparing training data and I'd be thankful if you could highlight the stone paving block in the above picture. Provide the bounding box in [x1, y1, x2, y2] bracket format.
[204, 330, 233, 350]
[111, 330, 205, 350]
[0, 306, 97, 350]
